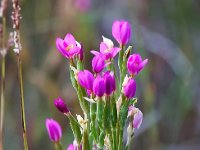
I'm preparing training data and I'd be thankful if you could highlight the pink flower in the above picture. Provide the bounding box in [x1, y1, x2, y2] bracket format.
[103, 71, 116, 95]
[46, 118, 62, 142]
[92, 55, 106, 73]
[127, 54, 148, 76]
[78, 70, 94, 92]
[91, 36, 121, 60]
[54, 97, 70, 114]
[123, 78, 136, 99]
[93, 75, 105, 97]
[112, 20, 131, 45]
[56, 33, 81, 59]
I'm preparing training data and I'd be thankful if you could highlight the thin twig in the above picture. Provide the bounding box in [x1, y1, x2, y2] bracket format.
[0, 16, 6, 150]
[17, 52, 28, 150]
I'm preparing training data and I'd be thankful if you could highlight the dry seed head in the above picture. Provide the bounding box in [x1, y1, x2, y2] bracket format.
[11, 0, 22, 29]
[13, 31, 21, 54]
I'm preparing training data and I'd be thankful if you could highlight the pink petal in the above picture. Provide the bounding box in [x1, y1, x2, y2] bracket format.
[91, 50, 101, 56]
[64, 33, 76, 45]
[111, 47, 121, 58]
[56, 38, 69, 58]
[133, 109, 143, 129]
[100, 42, 109, 54]
[138, 59, 148, 73]
[120, 22, 131, 45]
[67, 47, 80, 58]
[112, 21, 120, 43]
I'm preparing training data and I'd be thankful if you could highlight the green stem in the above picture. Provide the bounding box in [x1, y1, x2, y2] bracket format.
[0, 16, 6, 150]
[118, 45, 124, 95]
[67, 114, 82, 146]
[54, 142, 63, 150]
[83, 129, 90, 150]
[17, 54, 28, 150]
[118, 128, 123, 150]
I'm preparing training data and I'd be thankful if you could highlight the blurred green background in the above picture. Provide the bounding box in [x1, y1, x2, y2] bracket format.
[2, 0, 200, 149]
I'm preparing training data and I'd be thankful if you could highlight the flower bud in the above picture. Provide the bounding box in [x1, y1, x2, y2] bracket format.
[123, 78, 136, 99]
[92, 55, 105, 73]
[46, 118, 62, 142]
[133, 108, 143, 129]
[112, 20, 131, 45]
[103, 71, 116, 95]
[54, 97, 70, 114]
[127, 54, 148, 76]
[93, 75, 105, 97]
[77, 70, 94, 92]
[128, 106, 143, 129]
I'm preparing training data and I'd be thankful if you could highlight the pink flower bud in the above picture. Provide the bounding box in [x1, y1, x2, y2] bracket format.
[103, 71, 116, 95]
[46, 118, 62, 142]
[127, 54, 148, 76]
[54, 97, 69, 114]
[78, 70, 94, 92]
[93, 75, 105, 97]
[123, 78, 136, 99]
[133, 108, 143, 129]
[128, 106, 143, 129]
[92, 55, 105, 73]
[112, 20, 131, 45]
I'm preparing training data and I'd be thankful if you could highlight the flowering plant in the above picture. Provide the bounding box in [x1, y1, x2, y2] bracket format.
[46, 20, 148, 150]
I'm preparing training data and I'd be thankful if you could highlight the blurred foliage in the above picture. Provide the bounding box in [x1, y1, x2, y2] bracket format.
[1, 0, 200, 149]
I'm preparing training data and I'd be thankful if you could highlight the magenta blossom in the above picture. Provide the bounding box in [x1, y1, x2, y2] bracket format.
[112, 20, 131, 45]
[92, 55, 106, 73]
[123, 78, 136, 99]
[93, 75, 105, 97]
[103, 71, 116, 95]
[78, 70, 94, 92]
[46, 118, 62, 142]
[54, 97, 69, 114]
[56, 33, 81, 59]
[127, 54, 148, 76]
[91, 36, 121, 60]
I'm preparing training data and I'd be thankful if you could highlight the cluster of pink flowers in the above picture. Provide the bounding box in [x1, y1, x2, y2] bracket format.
[46, 20, 148, 150]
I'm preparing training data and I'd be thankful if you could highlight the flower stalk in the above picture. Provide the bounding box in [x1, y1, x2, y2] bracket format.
[11, 0, 29, 149]
[0, 4, 7, 148]
[17, 52, 28, 150]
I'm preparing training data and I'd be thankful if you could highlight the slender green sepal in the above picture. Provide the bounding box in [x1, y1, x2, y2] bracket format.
[98, 131, 105, 149]
[68, 114, 82, 145]
[97, 98, 104, 129]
